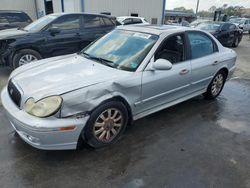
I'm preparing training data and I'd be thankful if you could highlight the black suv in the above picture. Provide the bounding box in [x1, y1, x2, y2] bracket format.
[0, 13, 116, 69]
[0, 10, 32, 30]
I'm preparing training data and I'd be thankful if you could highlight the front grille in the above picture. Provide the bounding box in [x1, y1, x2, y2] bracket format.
[7, 80, 21, 107]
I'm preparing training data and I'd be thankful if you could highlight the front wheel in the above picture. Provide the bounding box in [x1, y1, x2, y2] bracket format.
[203, 71, 226, 100]
[12, 49, 42, 69]
[83, 101, 128, 148]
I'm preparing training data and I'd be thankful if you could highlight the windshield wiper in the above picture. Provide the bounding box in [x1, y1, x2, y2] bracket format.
[82, 52, 116, 68]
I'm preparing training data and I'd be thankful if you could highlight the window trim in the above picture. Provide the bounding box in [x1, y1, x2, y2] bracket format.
[186, 31, 219, 60]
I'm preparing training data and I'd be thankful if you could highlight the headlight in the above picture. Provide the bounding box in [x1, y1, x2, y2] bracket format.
[24, 96, 62, 118]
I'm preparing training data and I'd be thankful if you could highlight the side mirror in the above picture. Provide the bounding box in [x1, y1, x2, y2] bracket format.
[152, 59, 173, 70]
[48, 27, 61, 35]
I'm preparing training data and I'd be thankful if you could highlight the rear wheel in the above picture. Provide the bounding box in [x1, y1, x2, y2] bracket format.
[12, 49, 42, 69]
[83, 101, 128, 148]
[203, 71, 226, 100]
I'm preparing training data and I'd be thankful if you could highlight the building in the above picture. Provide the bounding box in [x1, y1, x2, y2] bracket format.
[1, 0, 166, 24]
[0, 0, 37, 20]
[164, 10, 196, 23]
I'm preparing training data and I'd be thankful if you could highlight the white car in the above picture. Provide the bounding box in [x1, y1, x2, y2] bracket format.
[116, 16, 149, 25]
[230, 18, 250, 34]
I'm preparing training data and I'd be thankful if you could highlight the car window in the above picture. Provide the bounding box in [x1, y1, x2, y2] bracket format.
[51, 15, 80, 30]
[102, 17, 114, 26]
[132, 18, 143, 24]
[123, 18, 133, 25]
[229, 24, 236, 30]
[84, 15, 103, 28]
[155, 34, 185, 64]
[188, 32, 216, 59]
[221, 23, 230, 31]
[0, 13, 30, 23]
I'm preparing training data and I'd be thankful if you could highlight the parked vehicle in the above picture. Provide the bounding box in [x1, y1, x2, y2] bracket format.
[0, 13, 116, 69]
[0, 10, 32, 30]
[166, 20, 190, 27]
[116, 16, 149, 25]
[230, 18, 250, 34]
[1, 25, 236, 150]
[190, 19, 210, 28]
[196, 22, 243, 47]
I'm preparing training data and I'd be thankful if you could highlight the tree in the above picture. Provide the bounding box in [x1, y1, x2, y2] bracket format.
[174, 7, 186, 11]
[208, 6, 217, 13]
[174, 7, 194, 14]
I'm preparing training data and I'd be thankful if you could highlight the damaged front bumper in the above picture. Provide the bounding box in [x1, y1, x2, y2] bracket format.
[1, 87, 89, 150]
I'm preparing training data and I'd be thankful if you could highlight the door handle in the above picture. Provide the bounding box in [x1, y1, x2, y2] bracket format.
[179, 69, 189, 75]
[212, 61, 219, 65]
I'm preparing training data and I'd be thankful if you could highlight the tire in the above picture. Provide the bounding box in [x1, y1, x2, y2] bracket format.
[203, 70, 226, 100]
[12, 49, 42, 69]
[232, 37, 239, 48]
[83, 101, 128, 148]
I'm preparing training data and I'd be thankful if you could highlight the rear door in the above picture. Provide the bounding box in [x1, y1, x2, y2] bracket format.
[43, 14, 82, 57]
[187, 31, 221, 93]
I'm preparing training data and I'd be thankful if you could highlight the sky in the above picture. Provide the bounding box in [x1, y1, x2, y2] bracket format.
[166, 0, 250, 11]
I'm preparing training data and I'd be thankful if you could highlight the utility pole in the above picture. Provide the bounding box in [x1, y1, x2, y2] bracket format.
[196, 0, 200, 15]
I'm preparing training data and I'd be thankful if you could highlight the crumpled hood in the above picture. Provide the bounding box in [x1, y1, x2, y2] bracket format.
[0, 28, 28, 40]
[11, 54, 130, 100]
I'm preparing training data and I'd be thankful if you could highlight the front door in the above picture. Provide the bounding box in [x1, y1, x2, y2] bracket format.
[43, 14, 82, 57]
[140, 33, 191, 112]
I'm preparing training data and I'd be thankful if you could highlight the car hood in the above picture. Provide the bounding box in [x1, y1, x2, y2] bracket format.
[0, 28, 28, 40]
[11, 54, 131, 100]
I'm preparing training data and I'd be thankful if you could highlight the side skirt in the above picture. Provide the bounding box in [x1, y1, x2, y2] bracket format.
[133, 89, 206, 121]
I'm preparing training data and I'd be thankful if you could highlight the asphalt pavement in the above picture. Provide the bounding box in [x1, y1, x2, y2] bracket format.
[0, 35, 250, 188]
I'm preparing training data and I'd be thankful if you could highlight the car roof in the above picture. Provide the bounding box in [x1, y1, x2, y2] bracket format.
[117, 16, 144, 19]
[0, 10, 26, 14]
[118, 24, 192, 35]
[49, 12, 113, 18]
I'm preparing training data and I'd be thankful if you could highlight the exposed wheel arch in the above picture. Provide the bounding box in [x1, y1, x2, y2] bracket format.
[219, 67, 229, 79]
[90, 96, 133, 125]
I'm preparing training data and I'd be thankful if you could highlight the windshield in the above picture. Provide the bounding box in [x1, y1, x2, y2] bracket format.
[82, 30, 158, 71]
[196, 23, 221, 32]
[24, 14, 59, 32]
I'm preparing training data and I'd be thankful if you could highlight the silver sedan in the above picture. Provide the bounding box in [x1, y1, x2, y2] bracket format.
[1, 25, 236, 150]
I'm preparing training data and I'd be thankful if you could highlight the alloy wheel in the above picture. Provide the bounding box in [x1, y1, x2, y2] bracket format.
[19, 54, 38, 66]
[211, 73, 224, 96]
[93, 108, 123, 142]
